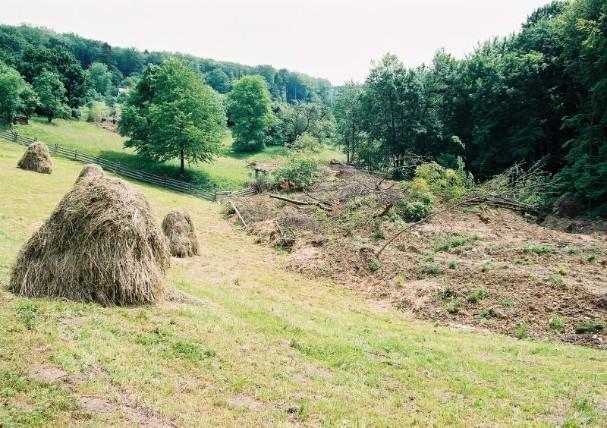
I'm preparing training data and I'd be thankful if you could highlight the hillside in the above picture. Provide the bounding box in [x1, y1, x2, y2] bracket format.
[1, 140, 607, 426]
[0, 24, 333, 102]
[12, 118, 344, 190]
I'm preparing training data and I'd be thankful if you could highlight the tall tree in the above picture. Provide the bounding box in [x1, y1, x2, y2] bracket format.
[119, 58, 226, 175]
[334, 82, 363, 164]
[0, 62, 36, 124]
[87, 62, 114, 97]
[228, 75, 273, 152]
[33, 70, 69, 122]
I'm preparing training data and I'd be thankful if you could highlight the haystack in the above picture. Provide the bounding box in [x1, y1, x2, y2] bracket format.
[76, 163, 104, 183]
[161, 209, 199, 257]
[8, 175, 170, 305]
[17, 142, 53, 174]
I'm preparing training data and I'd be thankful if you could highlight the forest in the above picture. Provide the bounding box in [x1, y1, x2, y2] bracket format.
[333, 0, 607, 216]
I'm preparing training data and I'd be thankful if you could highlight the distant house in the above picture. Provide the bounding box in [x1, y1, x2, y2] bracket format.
[117, 87, 130, 96]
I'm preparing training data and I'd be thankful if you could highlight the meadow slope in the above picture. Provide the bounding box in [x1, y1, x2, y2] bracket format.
[0, 140, 606, 426]
[14, 118, 343, 190]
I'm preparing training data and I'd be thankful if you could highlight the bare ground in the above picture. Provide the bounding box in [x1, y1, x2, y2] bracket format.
[227, 165, 607, 347]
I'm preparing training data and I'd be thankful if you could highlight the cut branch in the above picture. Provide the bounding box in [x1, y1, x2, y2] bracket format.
[270, 194, 332, 211]
[229, 200, 248, 229]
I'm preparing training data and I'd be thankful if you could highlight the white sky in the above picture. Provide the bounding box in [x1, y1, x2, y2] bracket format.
[1, 0, 550, 84]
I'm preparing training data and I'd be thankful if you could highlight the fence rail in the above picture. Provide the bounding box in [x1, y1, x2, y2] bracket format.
[0, 129, 225, 201]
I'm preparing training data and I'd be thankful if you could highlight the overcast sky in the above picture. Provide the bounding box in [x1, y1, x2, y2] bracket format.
[2, 0, 550, 84]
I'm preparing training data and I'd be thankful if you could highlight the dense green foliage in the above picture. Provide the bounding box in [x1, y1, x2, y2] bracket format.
[272, 156, 320, 190]
[228, 76, 274, 152]
[0, 62, 37, 123]
[334, 0, 607, 215]
[33, 70, 69, 122]
[268, 101, 335, 147]
[119, 59, 226, 174]
[0, 24, 332, 104]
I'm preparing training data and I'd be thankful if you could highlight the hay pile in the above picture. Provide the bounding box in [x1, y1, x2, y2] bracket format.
[161, 209, 199, 257]
[17, 142, 53, 174]
[8, 175, 170, 305]
[76, 163, 103, 183]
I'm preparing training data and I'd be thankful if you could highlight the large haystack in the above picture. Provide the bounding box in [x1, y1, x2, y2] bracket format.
[161, 209, 199, 257]
[8, 175, 170, 305]
[17, 142, 53, 174]
[76, 163, 103, 183]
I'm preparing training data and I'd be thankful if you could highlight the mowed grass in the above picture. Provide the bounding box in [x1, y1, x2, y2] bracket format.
[0, 140, 606, 426]
[14, 117, 344, 190]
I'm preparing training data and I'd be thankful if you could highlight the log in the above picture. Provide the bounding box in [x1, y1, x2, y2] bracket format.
[229, 200, 248, 229]
[269, 194, 332, 211]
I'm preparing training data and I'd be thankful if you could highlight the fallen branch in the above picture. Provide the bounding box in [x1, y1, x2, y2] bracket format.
[374, 203, 393, 218]
[270, 194, 332, 211]
[229, 200, 248, 229]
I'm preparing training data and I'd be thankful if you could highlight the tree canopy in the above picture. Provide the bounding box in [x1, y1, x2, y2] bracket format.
[333, 0, 607, 215]
[119, 58, 226, 175]
[228, 76, 274, 152]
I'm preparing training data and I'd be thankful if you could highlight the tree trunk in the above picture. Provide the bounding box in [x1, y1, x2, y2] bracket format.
[180, 147, 185, 175]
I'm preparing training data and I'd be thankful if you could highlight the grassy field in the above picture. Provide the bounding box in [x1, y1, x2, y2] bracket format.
[1, 142, 607, 426]
[14, 118, 344, 190]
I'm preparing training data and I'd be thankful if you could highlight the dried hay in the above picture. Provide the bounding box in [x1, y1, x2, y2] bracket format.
[161, 209, 199, 257]
[8, 175, 170, 305]
[76, 164, 104, 183]
[17, 142, 53, 174]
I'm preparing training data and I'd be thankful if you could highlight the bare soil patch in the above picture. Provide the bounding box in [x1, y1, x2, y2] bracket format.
[227, 165, 607, 347]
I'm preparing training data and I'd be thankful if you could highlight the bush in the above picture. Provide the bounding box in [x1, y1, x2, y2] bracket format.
[248, 174, 272, 193]
[273, 157, 319, 191]
[466, 288, 487, 303]
[409, 158, 473, 201]
[549, 317, 565, 331]
[290, 132, 321, 153]
[394, 194, 432, 221]
[575, 320, 605, 334]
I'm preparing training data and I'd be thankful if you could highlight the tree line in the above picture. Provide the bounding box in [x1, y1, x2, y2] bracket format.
[333, 0, 607, 216]
[0, 24, 333, 104]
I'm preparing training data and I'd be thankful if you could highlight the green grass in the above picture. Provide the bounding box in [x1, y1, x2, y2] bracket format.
[14, 117, 344, 190]
[0, 140, 606, 425]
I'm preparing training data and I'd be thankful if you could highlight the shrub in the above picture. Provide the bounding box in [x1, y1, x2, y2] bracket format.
[575, 320, 605, 334]
[367, 260, 380, 272]
[500, 299, 513, 307]
[409, 159, 473, 201]
[447, 297, 463, 314]
[434, 234, 479, 252]
[248, 174, 272, 193]
[516, 322, 528, 339]
[372, 229, 386, 239]
[421, 264, 442, 276]
[525, 245, 555, 255]
[290, 132, 321, 153]
[273, 157, 319, 191]
[466, 288, 487, 303]
[395, 198, 433, 222]
[549, 317, 565, 331]
[447, 260, 458, 269]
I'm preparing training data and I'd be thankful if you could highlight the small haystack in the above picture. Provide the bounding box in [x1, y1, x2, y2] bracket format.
[8, 175, 170, 305]
[17, 142, 53, 174]
[161, 209, 199, 258]
[76, 163, 104, 183]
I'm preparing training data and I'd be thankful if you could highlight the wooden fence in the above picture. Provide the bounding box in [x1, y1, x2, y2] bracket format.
[0, 128, 239, 202]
